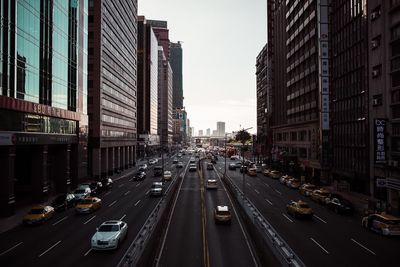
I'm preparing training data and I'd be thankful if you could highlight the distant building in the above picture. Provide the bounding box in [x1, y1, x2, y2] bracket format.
[138, 17, 160, 157]
[199, 130, 204, 136]
[88, 0, 138, 178]
[157, 47, 173, 150]
[147, 20, 170, 60]
[212, 130, 217, 137]
[206, 128, 211, 136]
[170, 42, 184, 109]
[217, 121, 225, 137]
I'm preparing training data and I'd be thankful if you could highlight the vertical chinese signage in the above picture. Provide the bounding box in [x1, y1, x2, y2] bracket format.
[318, 0, 330, 178]
[374, 119, 386, 163]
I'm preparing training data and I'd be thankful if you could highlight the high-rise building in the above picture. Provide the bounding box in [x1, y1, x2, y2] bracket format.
[199, 130, 204, 136]
[88, 0, 137, 179]
[217, 121, 225, 137]
[147, 20, 170, 60]
[170, 42, 183, 109]
[368, 0, 400, 214]
[0, 0, 89, 216]
[267, 0, 330, 183]
[212, 130, 218, 137]
[329, 0, 369, 194]
[256, 44, 271, 160]
[137, 17, 160, 157]
[206, 128, 211, 136]
[157, 47, 173, 150]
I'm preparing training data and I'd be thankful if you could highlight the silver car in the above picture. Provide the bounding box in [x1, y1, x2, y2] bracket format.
[91, 220, 128, 250]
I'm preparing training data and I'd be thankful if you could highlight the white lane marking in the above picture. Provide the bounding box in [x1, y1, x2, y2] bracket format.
[145, 190, 150, 195]
[246, 182, 251, 186]
[351, 238, 376, 256]
[84, 248, 92, 257]
[104, 191, 111, 196]
[38, 240, 61, 257]
[275, 189, 282, 195]
[83, 215, 96, 225]
[118, 183, 124, 188]
[0, 242, 23, 256]
[310, 238, 329, 254]
[108, 200, 117, 207]
[265, 198, 273, 205]
[52, 216, 68, 226]
[282, 213, 294, 223]
[134, 200, 141, 206]
[120, 214, 126, 221]
[124, 190, 131, 196]
[264, 182, 270, 187]
[136, 183, 141, 187]
[254, 189, 260, 194]
[314, 214, 327, 224]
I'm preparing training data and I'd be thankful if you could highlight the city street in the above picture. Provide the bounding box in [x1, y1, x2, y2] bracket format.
[214, 158, 400, 267]
[156, 158, 261, 267]
[0, 156, 182, 267]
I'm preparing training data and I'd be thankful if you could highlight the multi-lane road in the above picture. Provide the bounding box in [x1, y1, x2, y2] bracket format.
[214, 157, 400, 267]
[0, 156, 181, 267]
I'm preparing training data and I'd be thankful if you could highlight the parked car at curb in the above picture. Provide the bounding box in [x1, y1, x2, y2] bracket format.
[311, 189, 331, 204]
[286, 178, 301, 189]
[91, 220, 128, 250]
[326, 194, 354, 215]
[299, 183, 316, 196]
[280, 175, 292, 184]
[362, 213, 400, 236]
[269, 170, 281, 179]
[51, 193, 76, 211]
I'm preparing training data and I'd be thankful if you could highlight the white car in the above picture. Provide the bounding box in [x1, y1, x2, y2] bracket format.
[150, 182, 164, 197]
[74, 187, 91, 200]
[206, 179, 218, 189]
[148, 159, 156, 165]
[91, 220, 128, 250]
[163, 171, 172, 181]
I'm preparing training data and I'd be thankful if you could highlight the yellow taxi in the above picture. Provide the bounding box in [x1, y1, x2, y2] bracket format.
[287, 178, 301, 189]
[23, 205, 55, 225]
[286, 200, 314, 219]
[362, 213, 400, 236]
[247, 167, 257, 176]
[311, 189, 331, 204]
[299, 183, 317, 196]
[269, 170, 281, 179]
[75, 197, 102, 214]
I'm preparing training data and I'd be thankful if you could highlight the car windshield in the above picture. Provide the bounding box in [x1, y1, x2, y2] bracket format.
[217, 210, 230, 215]
[29, 208, 44, 214]
[98, 225, 119, 232]
[299, 203, 310, 208]
[152, 184, 162, 188]
[75, 189, 85, 194]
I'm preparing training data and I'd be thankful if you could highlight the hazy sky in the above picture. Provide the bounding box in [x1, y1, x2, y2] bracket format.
[138, 0, 267, 134]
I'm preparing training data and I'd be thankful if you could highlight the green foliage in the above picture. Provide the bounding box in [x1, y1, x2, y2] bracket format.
[235, 129, 251, 145]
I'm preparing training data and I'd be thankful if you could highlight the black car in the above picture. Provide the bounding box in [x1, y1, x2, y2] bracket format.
[133, 171, 146, 181]
[228, 163, 236, 170]
[51, 193, 76, 211]
[100, 177, 113, 190]
[239, 165, 248, 173]
[154, 166, 163, 176]
[326, 195, 354, 215]
[89, 181, 103, 195]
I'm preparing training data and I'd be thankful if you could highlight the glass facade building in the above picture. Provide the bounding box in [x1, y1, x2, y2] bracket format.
[0, 0, 89, 216]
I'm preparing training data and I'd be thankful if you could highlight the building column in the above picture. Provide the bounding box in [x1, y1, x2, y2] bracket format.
[32, 145, 49, 203]
[54, 144, 71, 193]
[126, 146, 130, 168]
[92, 148, 101, 179]
[108, 147, 114, 175]
[69, 144, 79, 189]
[0, 146, 16, 217]
[132, 145, 136, 166]
[115, 147, 121, 172]
[120, 146, 125, 170]
[101, 147, 108, 178]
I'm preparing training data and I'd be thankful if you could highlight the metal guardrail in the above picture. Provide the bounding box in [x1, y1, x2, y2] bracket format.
[223, 174, 306, 267]
[117, 173, 181, 267]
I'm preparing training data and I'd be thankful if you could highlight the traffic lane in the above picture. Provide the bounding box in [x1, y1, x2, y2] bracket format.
[1, 180, 149, 267]
[203, 169, 257, 267]
[227, 171, 400, 266]
[158, 164, 203, 267]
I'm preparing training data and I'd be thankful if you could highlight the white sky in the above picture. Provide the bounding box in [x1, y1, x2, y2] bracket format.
[138, 0, 267, 134]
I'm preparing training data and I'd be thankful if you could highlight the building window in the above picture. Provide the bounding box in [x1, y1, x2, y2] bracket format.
[371, 6, 381, 21]
[392, 70, 400, 87]
[373, 94, 383, 106]
[392, 24, 400, 41]
[371, 36, 381, 50]
[372, 65, 382, 78]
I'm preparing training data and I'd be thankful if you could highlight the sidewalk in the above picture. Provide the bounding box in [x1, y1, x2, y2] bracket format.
[0, 165, 139, 235]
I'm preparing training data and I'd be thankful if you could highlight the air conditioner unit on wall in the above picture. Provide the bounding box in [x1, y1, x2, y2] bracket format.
[371, 40, 378, 49]
[372, 70, 379, 77]
[371, 12, 378, 20]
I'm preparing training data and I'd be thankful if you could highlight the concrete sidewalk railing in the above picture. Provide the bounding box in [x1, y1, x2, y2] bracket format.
[117, 173, 181, 267]
[223, 174, 306, 267]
